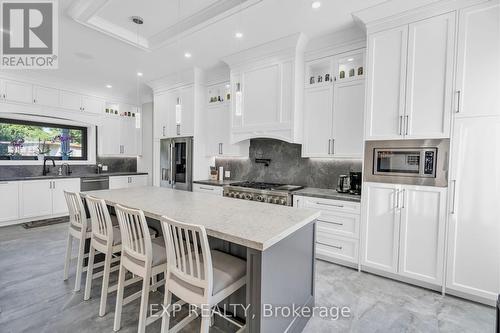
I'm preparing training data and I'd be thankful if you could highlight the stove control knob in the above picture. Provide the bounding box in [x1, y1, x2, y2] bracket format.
[245, 194, 253, 200]
[232, 192, 238, 198]
[256, 195, 263, 202]
[274, 198, 280, 204]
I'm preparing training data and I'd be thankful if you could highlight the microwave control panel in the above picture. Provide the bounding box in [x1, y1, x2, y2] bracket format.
[424, 151, 435, 175]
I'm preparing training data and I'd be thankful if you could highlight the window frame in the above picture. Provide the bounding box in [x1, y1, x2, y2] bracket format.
[0, 117, 88, 161]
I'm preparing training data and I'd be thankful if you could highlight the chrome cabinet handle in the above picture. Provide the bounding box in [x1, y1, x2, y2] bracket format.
[176, 124, 181, 136]
[162, 126, 165, 137]
[401, 189, 405, 208]
[399, 116, 403, 135]
[316, 202, 344, 208]
[199, 186, 214, 191]
[218, 143, 223, 155]
[451, 180, 457, 214]
[395, 190, 400, 209]
[405, 115, 409, 135]
[331, 245, 343, 250]
[331, 139, 335, 155]
[456, 90, 461, 113]
[317, 219, 344, 226]
[328, 139, 332, 154]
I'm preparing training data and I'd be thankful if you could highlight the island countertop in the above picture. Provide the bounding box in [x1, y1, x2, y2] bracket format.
[84, 186, 320, 251]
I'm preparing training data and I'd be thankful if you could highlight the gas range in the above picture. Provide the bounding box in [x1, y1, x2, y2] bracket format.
[223, 181, 303, 206]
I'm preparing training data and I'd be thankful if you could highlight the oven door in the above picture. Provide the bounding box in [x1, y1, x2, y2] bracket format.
[374, 148, 436, 178]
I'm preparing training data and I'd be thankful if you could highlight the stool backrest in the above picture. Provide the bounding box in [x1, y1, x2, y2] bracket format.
[115, 204, 152, 265]
[161, 217, 213, 297]
[85, 195, 113, 245]
[64, 191, 87, 231]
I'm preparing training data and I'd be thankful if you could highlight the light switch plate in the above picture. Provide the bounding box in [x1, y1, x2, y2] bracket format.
[102, 165, 108, 171]
[224, 170, 231, 178]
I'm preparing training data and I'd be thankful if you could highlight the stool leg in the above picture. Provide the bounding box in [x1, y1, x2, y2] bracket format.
[137, 273, 151, 333]
[99, 251, 112, 316]
[63, 233, 72, 280]
[160, 289, 172, 333]
[74, 235, 85, 292]
[200, 315, 211, 333]
[113, 265, 126, 332]
[83, 245, 96, 300]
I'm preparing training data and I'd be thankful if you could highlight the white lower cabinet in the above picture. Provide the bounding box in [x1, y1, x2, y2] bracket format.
[193, 184, 223, 196]
[109, 175, 148, 190]
[19, 178, 80, 219]
[361, 182, 447, 286]
[294, 195, 361, 266]
[0, 182, 20, 223]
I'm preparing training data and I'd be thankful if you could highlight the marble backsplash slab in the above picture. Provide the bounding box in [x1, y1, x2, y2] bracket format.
[215, 139, 362, 189]
[0, 157, 137, 178]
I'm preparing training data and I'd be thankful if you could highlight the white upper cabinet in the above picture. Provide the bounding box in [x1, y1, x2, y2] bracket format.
[332, 79, 364, 158]
[366, 12, 455, 140]
[446, 116, 500, 303]
[81, 95, 105, 114]
[0, 79, 33, 104]
[455, 1, 500, 117]
[223, 33, 307, 143]
[98, 115, 140, 157]
[361, 182, 401, 273]
[302, 85, 333, 157]
[398, 185, 447, 285]
[405, 12, 455, 138]
[365, 25, 408, 140]
[33, 85, 60, 107]
[177, 86, 195, 137]
[153, 90, 173, 138]
[153, 86, 194, 138]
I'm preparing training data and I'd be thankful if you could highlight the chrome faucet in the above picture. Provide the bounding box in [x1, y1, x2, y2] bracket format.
[42, 157, 56, 176]
[61, 163, 72, 176]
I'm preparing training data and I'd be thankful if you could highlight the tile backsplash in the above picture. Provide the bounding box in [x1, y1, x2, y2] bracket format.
[215, 138, 362, 189]
[0, 157, 137, 178]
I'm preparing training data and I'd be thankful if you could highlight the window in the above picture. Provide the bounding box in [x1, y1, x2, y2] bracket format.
[0, 118, 88, 160]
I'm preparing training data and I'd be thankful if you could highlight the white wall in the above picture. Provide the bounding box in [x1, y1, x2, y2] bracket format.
[137, 102, 153, 185]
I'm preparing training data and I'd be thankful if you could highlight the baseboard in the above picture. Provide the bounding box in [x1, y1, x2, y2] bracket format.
[0, 213, 68, 228]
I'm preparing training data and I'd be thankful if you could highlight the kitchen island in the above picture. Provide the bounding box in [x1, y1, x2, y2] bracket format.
[85, 186, 320, 333]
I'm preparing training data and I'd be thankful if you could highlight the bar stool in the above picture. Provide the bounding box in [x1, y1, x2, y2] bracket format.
[113, 204, 167, 333]
[160, 217, 247, 333]
[63, 191, 92, 292]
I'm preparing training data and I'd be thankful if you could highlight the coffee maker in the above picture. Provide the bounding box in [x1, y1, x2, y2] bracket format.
[349, 172, 362, 195]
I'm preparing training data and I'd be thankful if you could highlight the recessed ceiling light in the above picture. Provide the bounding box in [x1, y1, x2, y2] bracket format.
[347, 58, 354, 62]
[137, 72, 143, 77]
[235, 32, 243, 39]
[106, 84, 112, 88]
[184, 52, 192, 58]
[311, 1, 321, 9]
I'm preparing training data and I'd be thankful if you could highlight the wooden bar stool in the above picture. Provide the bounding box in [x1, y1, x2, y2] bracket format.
[160, 216, 247, 333]
[113, 204, 167, 333]
[63, 191, 92, 292]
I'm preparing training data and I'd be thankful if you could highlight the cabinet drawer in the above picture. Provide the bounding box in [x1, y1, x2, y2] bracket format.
[299, 196, 360, 214]
[316, 235, 359, 264]
[317, 211, 360, 239]
[193, 184, 223, 196]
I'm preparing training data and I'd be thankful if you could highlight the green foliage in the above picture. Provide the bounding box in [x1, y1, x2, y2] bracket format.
[0, 123, 82, 144]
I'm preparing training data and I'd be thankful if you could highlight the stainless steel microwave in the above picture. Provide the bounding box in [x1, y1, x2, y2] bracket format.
[364, 139, 449, 187]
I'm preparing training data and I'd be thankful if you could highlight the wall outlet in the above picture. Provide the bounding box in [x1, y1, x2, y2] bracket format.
[102, 165, 108, 171]
[224, 170, 231, 179]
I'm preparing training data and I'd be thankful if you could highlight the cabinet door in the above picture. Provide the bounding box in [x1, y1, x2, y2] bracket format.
[455, 1, 500, 117]
[178, 87, 195, 136]
[33, 85, 60, 107]
[19, 180, 52, 218]
[399, 186, 447, 285]
[205, 104, 227, 156]
[120, 118, 138, 156]
[446, 117, 500, 302]
[332, 80, 364, 158]
[365, 26, 408, 140]
[98, 117, 121, 155]
[153, 91, 174, 138]
[0, 182, 19, 223]
[60, 90, 82, 111]
[2, 80, 33, 104]
[52, 178, 80, 215]
[82, 95, 104, 114]
[302, 86, 333, 157]
[129, 175, 148, 188]
[109, 176, 129, 189]
[405, 12, 455, 138]
[361, 182, 401, 273]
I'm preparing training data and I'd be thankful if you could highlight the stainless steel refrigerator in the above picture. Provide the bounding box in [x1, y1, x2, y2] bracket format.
[160, 137, 193, 191]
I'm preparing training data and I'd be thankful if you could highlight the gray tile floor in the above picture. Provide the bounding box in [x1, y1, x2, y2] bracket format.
[0, 223, 495, 333]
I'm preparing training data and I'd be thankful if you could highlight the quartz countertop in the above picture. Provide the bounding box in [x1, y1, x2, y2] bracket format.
[293, 187, 362, 203]
[0, 172, 148, 182]
[193, 179, 234, 187]
[85, 186, 320, 251]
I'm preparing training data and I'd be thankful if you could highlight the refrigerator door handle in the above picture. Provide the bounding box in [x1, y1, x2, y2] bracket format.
[170, 143, 175, 187]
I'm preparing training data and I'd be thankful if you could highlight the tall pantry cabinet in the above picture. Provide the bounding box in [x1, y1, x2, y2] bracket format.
[445, 0, 500, 305]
